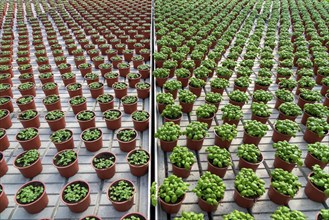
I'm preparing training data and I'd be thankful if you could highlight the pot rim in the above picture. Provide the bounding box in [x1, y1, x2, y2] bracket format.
[92, 151, 116, 170]
[0, 128, 7, 140]
[18, 109, 39, 121]
[0, 108, 10, 119]
[0, 96, 11, 104]
[53, 149, 78, 168]
[80, 127, 103, 143]
[76, 110, 96, 122]
[13, 150, 41, 170]
[50, 129, 73, 144]
[103, 109, 122, 121]
[14, 181, 46, 207]
[159, 193, 186, 206]
[107, 179, 136, 203]
[126, 148, 150, 167]
[45, 110, 65, 122]
[60, 180, 90, 206]
[307, 172, 327, 194]
[131, 110, 150, 123]
[116, 128, 138, 143]
[120, 212, 146, 220]
[15, 127, 39, 143]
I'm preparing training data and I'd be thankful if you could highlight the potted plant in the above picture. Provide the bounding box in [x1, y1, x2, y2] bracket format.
[96, 94, 114, 112]
[178, 90, 196, 113]
[137, 64, 150, 79]
[118, 63, 130, 78]
[0, 150, 8, 177]
[296, 76, 316, 95]
[175, 68, 191, 88]
[210, 78, 229, 94]
[107, 179, 135, 212]
[206, 146, 231, 178]
[61, 72, 76, 86]
[161, 104, 183, 124]
[136, 82, 150, 99]
[271, 206, 306, 219]
[155, 122, 182, 152]
[16, 95, 36, 111]
[69, 96, 87, 114]
[15, 181, 48, 214]
[99, 63, 113, 77]
[156, 93, 174, 113]
[192, 171, 225, 212]
[305, 165, 329, 202]
[278, 78, 297, 91]
[92, 151, 116, 179]
[185, 121, 208, 151]
[196, 104, 217, 128]
[154, 52, 167, 67]
[205, 92, 222, 110]
[51, 129, 74, 152]
[19, 73, 34, 84]
[273, 141, 303, 172]
[39, 72, 54, 84]
[278, 102, 302, 121]
[61, 180, 90, 213]
[0, 96, 13, 113]
[18, 82, 36, 97]
[298, 89, 322, 109]
[0, 83, 12, 98]
[228, 90, 249, 108]
[272, 120, 300, 143]
[164, 80, 182, 99]
[252, 90, 273, 104]
[223, 211, 254, 219]
[18, 109, 40, 128]
[221, 104, 243, 126]
[104, 72, 119, 88]
[53, 149, 78, 178]
[154, 68, 169, 87]
[275, 89, 294, 109]
[250, 103, 270, 123]
[216, 67, 233, 79]
[84, 72, 99, 85]
[81, 128, 103, 152]
[120, 213, 147, 220]
[268, 168, 301, 205]
[254, 77, 272, 91]
[304, 117, 329, 143]
[14, 149, 42, 178]
[43, 94, 61, 111]
[45, 110, 66, 131]
[234, 168, 265, 208]
[66, 83, 83, 98]
[127, 73, 141, 88]
[169, 146, 196, 178]
[16, 128, 41, 150]
[0, 109, 11, 129]
[0, 128, 9, 151]
[127, 149, 150, 177]
[0, 184, 8, 213]
[122, 95, 138, 114]
[234, 77, 251, 92]
[132, 110, 149, 131]
[116, 128, 137, 152]
[103, 109, 122, 130]
[113, 82, 128, 99]
[158, 175, 189, 214]
[76, 110, 96, 131]
[305, 142, 329, 169]
[237, 144, 263, 171]
[188, 77, 206, 97]
[302, 103, 329, 125]
[243, 120, 268, 145]
[78, 63, 92, 77]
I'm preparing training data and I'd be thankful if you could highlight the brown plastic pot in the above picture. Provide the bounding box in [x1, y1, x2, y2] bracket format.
[186, 137, 204, 151]
[197, 115, 214, 129]
[81, 128, 103, 152]
[321, 84, 329, 96]
[45, 113, 66, 131]
[132, 111, 149, 132]
[122, 99, 138, 114]
[43, 99, 62, 112]
[76, 110, 96, 131]
[188, 85, 202, 97]
[297, 95, 315, 109]
[19, 84, 36, 97]
[159, 194, 185, 214]
[274, 97, 285, 109]
[17, 96, 36, 111]
[233, 189, 259, 208]
[43, 84, 59, 96]
[234, 84, 248, 92]
[0, 184, 9, 213]
[223, 118, 240, 127]
[207, 159, 228, 178]
[104, 110, 122, 130]
[304, 152, 328, 169]
[127, 149, 150, 177]
[324, 94, 329, 107]
[136, 86, 150, 99]
[242, 131, 262, 145]
[90, 85, 104, 99]
[0, 129, 9, 151]
[114, 86, 128, 99]
[0, 152, 8, 177]
[14, 151, 42, 178]
[301, 111, 312, 125]
[277, 111, 298, 121]
[164, 116, 181, 125]
[272, 127, 293, 143]
[0, 96, 14, 112]
[180, 102, 194, 113]
[273, 156, 296, 172]
[268, 184, 292, 205]
[81, 216, 102, 220]
[107, 179, 135, 212]
[0, 109, 12, 129]
[238, 154, 263, 172]
[16, 128, 41, 150]
[117, 128, 138, 152]
[172, 164, 191, 178]
[155, 77, 168, 87]
[159, 140, 177, 152]
[53, 149, 79, 178]
[61, 180, 91, 213]
[305, 173, 328, 202]
[229, 99, 245, 108]
[120, 213, 146, 220]
[19, 110, 40, 128]
[52, 129, 74, 152]
[15, 181, 48, 214]
[177, 76, 189, 88]
[92, 152, 116, 180]
[198, 197, 219, 212]
[71, 100, 87, 115]
[254, 84, 269, 91]
[214, 132, 232, 149]
[303, 128, 327, 144]
[67, 84, 83, 98]
[98, 99, 114, 112]
[251, 114, 269, 124]
[0, 85, 13, 98]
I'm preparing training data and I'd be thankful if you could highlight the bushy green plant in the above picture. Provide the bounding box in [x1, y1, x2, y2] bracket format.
[77, 110, 95, 121]
[206, 146, 232, 168]
[174, 212, 204, 220]
[93, 153, 115, 169]
[228, 90, 249, 103]
[278, 103, 302, 116]
[158, 175, 189, 204]
[156, 93, 174, 104]
[15, 149, 39, 167]
[155, 122, 182, 142]
[274, 120, 300, 137]
[275, 89, 294, 102]
[243, 120, 268, 137]
[278, 79, 297, 90]
[153, 68, 170, 78]
[299, 89, 322, 102]
[164, 80, 182, 91]
[251, 103, 271, 117]
[273, 141, 303, 166]
[128, 150, 149, 166]
[170, 146, 196, 170]
[271, 206, 306, 220]
[82, 128, 102, 141]
[19, 110, 37, 120]
[307, 142, 329, 163]
[214, 123, 237, 141]
[97, 94, 113, 103]
[255, 77, 272, 87]
[304, 103, 329, 118]
[234, 77, 251, 88]
[306, 117, 329, 137]
[122, 96, 138, 104]
[17, 128, 38, 141]
[252, 90, 273, 103]
[117, 129, 136, 142]
[210, 78, 229, 89]
[54, 150, 77, 166]
[69, 96, 86, 105]
[161, 104, 182, 119]
[238, 144, 262, 163]
[43, 95, 60, 104]
[271, 168, 302, 197]
[196, 104, 217, 118]
[108, 180, 134, 202]
[221, 104, 243, 120]
[184, 121, 208, 140]
[63, 182, 88, 203]
[223, 210, 254, 220]
[178, 90, 196, 104]
[16, 183, 44, 204]
[51, 129, 72, 143]
[205, 92, 222, 104]
[189, 77, 206, 88]
[235, 168, 265, 198]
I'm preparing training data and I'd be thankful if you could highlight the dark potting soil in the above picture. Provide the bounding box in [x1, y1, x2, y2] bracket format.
[63, 182, 89, 203]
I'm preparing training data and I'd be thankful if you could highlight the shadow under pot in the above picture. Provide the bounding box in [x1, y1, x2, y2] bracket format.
[0, 96, 14, 112]
[15, 181, 48, 214]
[121, 95, 138, 114]
[69, 96, 87, 114]
[16, 95, 36, 111]
[120, 213, 146, 220]
[305, 172, 329, 203]
[0, 151, 8, 177]
[127, 149, 150, 177]
[61, 180, 91, 213]
[18, 109, 40, 128]
[0, 184, 9, 213]
[76, 110, 96, 131]
[50, 129, 74, 152]
[107, 179, 135, 212]
[45, 110, 66, 131]
[81, 127, 103, 152]
[14, 149, 42, 178]
[0, 128, 9, 151]
[53, 149, 79, 178]
[132, 110, 149, 131]
[43, 94, 62, 111]
[117, 128, 138, 152]
[16, 127, 41, 150]
[104, 109, 122, 130]
[66, 83, 83, 98]
[0, 109, 12, 129]
[92, 151, 116, 179]
[97, 94, 114, 112]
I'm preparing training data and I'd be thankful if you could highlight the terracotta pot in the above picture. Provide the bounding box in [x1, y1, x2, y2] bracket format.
[214, 132, 232, 149]
[114, 87, 128, 99]
[304, 152, 328, 169]
[53, 150, 79, 178]
[316, 73, 325, 85]
[120, 213, 146, 220]
[156, 77, 168, 87]
[117, 129, 137, 152]
[16, 129, 41, 150]
[229, 99, 245, 108]
[0, 129, 9, 151]
[81, 128, 103, 152]
[186, 137, 204, 151]
[71, 101, 87, 115]
[104, 110, 122, 130]
[17, 96, 36, 111]
[273, 156, 296, 172]
[177, 76, 189, 88]
[251, 114, 269, 124]
[272, 127, 292, 143]
[132, 113, 149, 132]
[76, 111, 96, 131]
[15, 181, 48, 214]
[0, 184, 9, 213]
[197, 197, 219, 212]
[128, 76, 141, 88]
[321, 84, 329, 96]
[0, 109, 11, 129]
[268, 184, 292, 205]
[105, 76, 119, 87]
[298, 95, 315, 109]
[78, 64, 92, 77]
[52, 130, 74, 152]
[234, 84, 248, 93]
[278, 111, 298, 121]
[62, 76, 76, 87]
[164, 116, 181, 125]
[301, 111, 312, 125]
[19, 110, 40, 128]
[45, 114, 66, 131]
[254, 84, 269, 91]
[44, 99, 62, 112]
[274, 97, 285, 109]
[92, 152, 116, 179]
[207, 160, 228, 178]
[238, 154, 263, 171]
[233, 189, 259, 208]
[67, 86, 83, 98]
[136, 87, 150, 99]
[188, 85, 202, 97]
[242, 131, 262, 145]
[61, 180, 91, 213]
[159, 140, 177, 152]
[127, 149, 150, 177]
[172, 164, 191, 178]
[0, 86, 13, 98]
[159, 195, 185, 214]
[0, 152, 8, 177]
[122, 101, 138, 114]
[180, 102, 194, 113]
[305, 173, 328, 202]
[197, 115, 214, 129]
[14, 151, 42, 178]
[304, 128, 326, 144]
[138, 69, 150, 79]
[43, 84, 59, 97]
[108, 179, 135, 212]
[98, 98, 114, 113]
[19, 85, 36, 97]
[0, 97, 14, 112]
